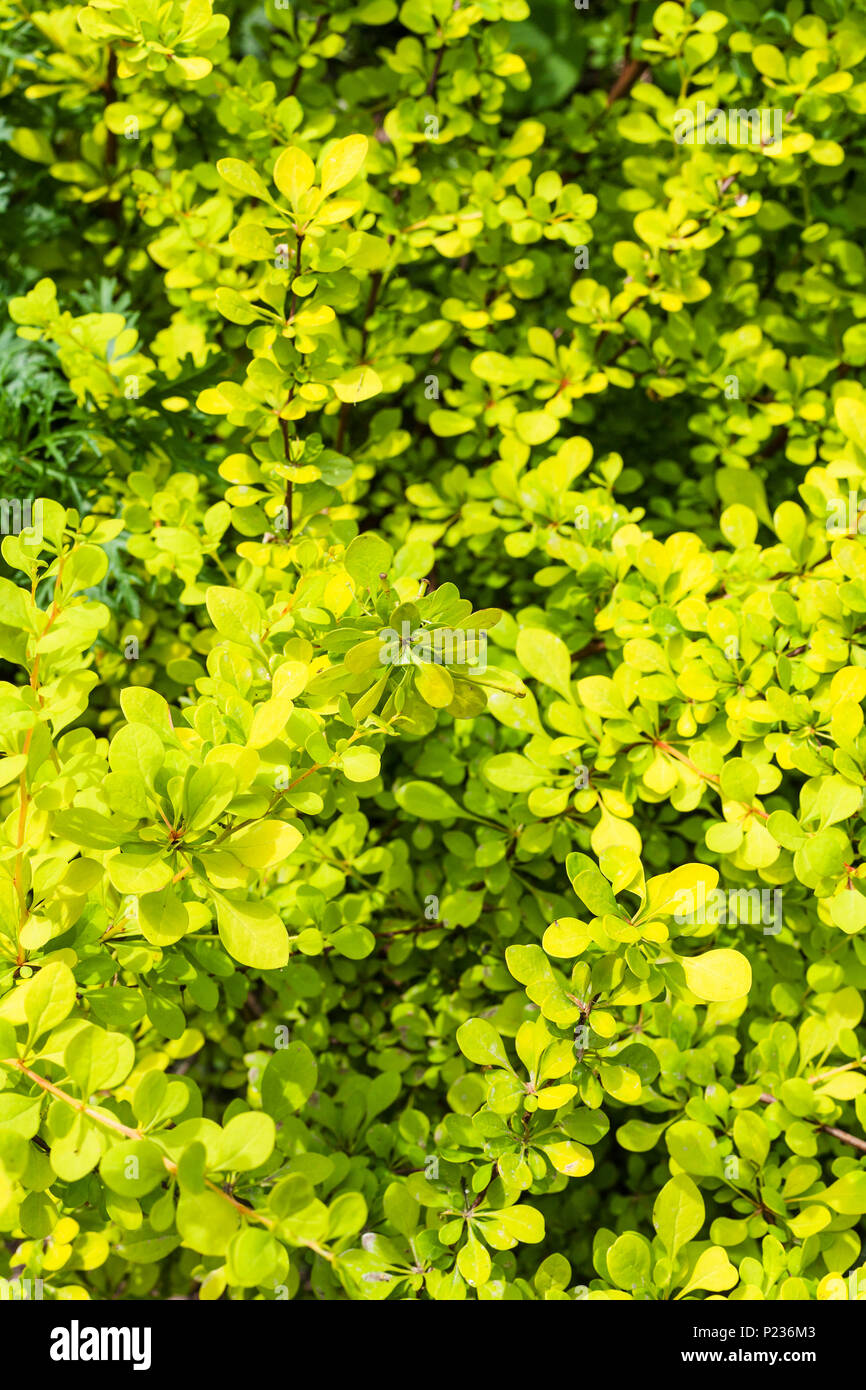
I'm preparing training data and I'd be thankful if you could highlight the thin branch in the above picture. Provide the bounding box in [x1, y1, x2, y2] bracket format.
[759, 1091, 866, 1155]
[0, 1057, 336, 1253]
[288, 15, 325, 98]
[606, 60, 649, 108]
[426, 45, 444, 97]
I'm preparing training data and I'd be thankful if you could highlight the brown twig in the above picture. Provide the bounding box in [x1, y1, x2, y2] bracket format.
[758, 1091, 866, 1154]
[606, 60, 649, 108]
[1, 1058, 337, 1251]
[288, 15, 325, 97]
[426, 45, 444, 97]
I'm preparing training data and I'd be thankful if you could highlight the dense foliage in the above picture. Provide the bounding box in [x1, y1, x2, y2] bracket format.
[2, 0, 866, 1303]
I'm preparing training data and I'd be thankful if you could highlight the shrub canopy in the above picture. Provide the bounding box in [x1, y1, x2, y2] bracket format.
[2, 0, 866, 1302]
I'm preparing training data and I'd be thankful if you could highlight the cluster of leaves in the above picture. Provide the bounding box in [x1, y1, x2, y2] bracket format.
[1, 0, 866, 1303]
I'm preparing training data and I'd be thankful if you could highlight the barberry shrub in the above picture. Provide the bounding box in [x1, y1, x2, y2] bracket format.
[1, 0, 866, 1304]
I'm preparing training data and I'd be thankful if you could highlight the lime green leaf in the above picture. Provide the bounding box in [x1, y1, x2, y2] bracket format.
[456, 1018, 513, 1071]
[653, 1173, 704, 1259]
[177, 1190, 240, 1256]
[262, 1043, 318, 1119]
[681, 948, 752, 1002]
[215, 895, 289, 969]
[516, 627, 573, 701]
[320, 134, 368, 196]
[217, 159, 272, 202]
[273, 146, 316, 207]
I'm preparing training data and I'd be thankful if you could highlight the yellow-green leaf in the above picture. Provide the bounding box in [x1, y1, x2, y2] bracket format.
[681, 948, 752, 1002]
[273, 146, 316, 209]
[320, 134, 368, 196]
[215, 895, 289, 969]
